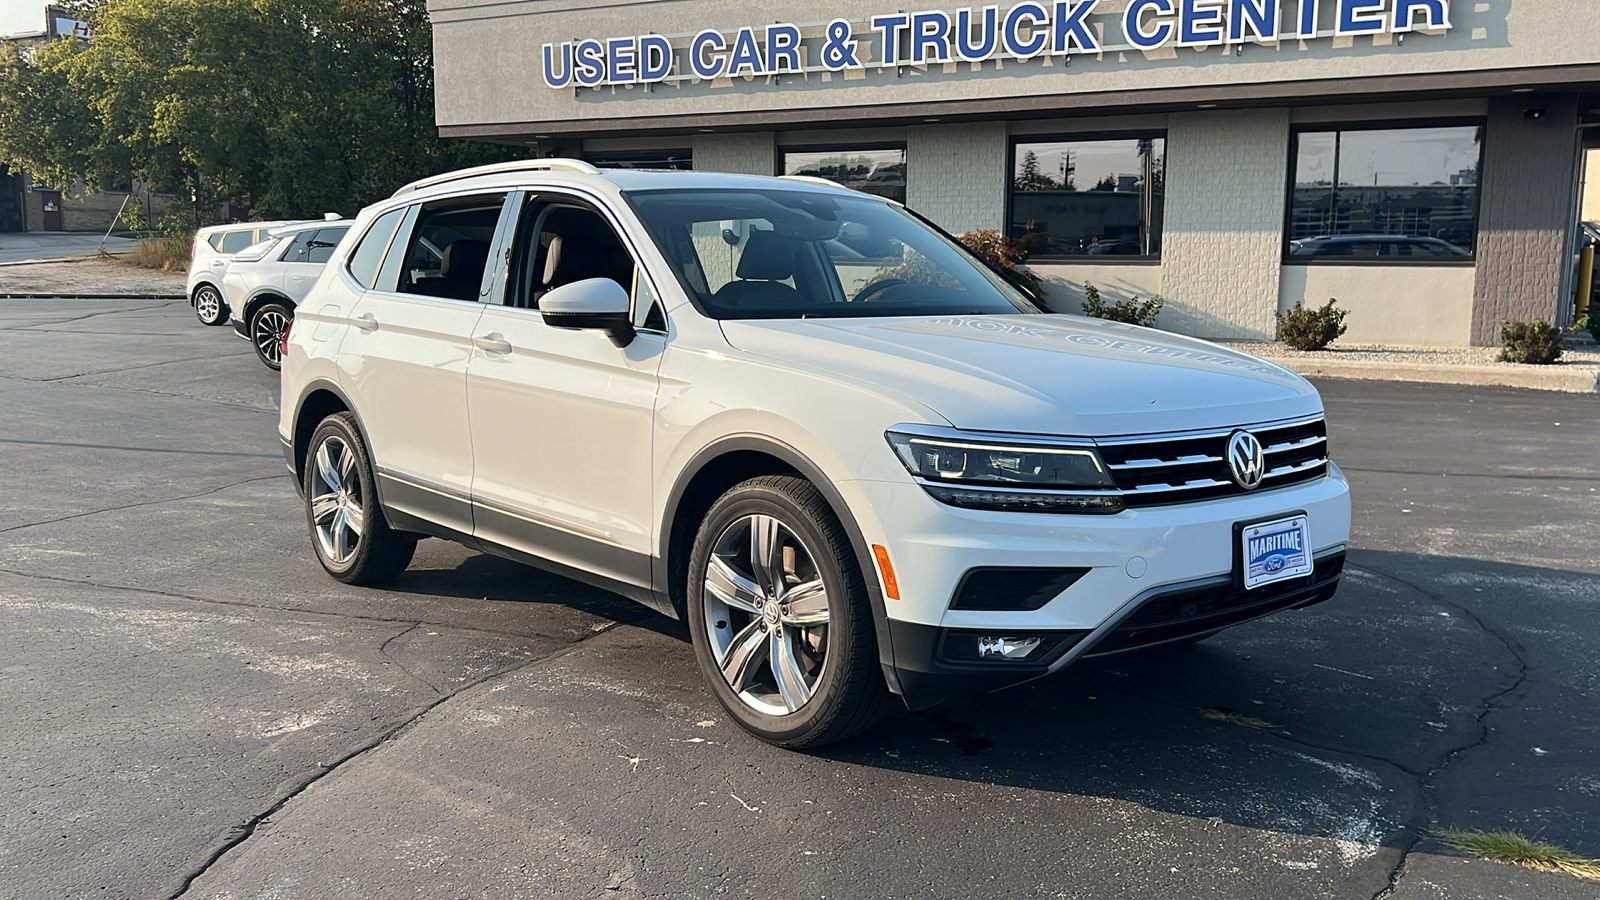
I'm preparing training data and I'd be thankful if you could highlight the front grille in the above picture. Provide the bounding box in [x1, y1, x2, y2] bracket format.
[1083, 551, 1345, 657]
[1096, 416, 1329, 508]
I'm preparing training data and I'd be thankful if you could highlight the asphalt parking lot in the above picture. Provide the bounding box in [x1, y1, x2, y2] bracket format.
[2, 297, 1597, 900]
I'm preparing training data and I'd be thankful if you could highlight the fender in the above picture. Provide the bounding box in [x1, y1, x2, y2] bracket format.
[659, 433, 904, 696]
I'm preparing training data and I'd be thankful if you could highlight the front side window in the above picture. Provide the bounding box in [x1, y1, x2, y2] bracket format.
[782, 147, 906, 204]
[1287, 123, 1482, 261]
[506, 198, 639, 311]
[1009, 137, 1165, 259]
[627, 188, 1036, 320]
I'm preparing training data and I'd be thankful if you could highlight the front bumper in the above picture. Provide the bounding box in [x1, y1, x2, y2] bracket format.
[843, 466, 1352, 709]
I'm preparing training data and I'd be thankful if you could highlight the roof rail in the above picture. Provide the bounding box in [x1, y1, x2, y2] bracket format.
[391, 158, 602, 197]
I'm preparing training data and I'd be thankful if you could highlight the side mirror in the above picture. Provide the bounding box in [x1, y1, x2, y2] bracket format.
[540, 277, 635, 347]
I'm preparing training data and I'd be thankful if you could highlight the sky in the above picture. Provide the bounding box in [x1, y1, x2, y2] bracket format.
[1, 0, 49, 37]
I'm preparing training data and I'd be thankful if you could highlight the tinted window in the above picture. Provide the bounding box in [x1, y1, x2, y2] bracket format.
[305, 227, 348, 265]
[628, 188, 1036, 320]
[218, 229, 256, 253]
[1288, 124, 1482, 261]
[782, 148, 906, 204]
[345, 210, 405, 289]
[1010, 137, 1165, 259]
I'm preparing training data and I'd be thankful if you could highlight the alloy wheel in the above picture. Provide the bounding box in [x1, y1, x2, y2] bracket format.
[308, 435, 365, 565]
[254, 307, 290, 366]
[702, 514, 831, 717]
[194, 287, 223, 324]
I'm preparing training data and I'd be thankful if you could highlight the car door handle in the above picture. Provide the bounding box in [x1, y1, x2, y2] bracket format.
[473, 333, 512, 356]
[355, 312, 378, 333]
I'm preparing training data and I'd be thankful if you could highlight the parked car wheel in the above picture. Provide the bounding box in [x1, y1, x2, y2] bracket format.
[250, 300, 292, 370]
[192, 285, 228, 326]
[687, 475, 890, 748]
[303, 412, 417, 585]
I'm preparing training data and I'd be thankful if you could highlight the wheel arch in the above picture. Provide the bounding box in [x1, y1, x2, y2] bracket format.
[289, 380, 362, 490]
[243, 290, 294, 328]
[189, 280, 221, 305]
[660, 435, 902, 696]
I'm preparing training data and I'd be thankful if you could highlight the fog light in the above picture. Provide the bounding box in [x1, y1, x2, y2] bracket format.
[977, 636, 1043, 660]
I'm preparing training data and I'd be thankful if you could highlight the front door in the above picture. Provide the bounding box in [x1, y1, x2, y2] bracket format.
[466, 192, 666, 597]
[340, 193, 508, 537]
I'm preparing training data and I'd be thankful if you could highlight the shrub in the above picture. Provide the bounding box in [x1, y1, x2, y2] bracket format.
[957, 228, 1043, 298]
[1276, 298, 1349, 351]
[114, 237, 191, 273]
[1081, 282, 1164, 328]
[1498, 319, 1564, 365]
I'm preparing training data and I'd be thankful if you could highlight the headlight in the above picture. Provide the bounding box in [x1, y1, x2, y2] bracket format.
[885, 429, 1124, 513]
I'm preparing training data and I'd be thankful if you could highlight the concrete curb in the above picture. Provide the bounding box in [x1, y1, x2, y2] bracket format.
[1271, 357, 1600, 393]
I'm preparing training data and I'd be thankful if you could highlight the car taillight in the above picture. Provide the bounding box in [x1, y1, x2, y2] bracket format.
[191, 234, 199, 261]
[280, 319, 294, 358]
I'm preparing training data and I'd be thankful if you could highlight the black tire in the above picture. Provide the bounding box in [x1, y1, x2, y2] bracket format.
[193, 284, 228, 326]
[303, 412, 416, 586]
[687, 475, 891, 748]
[250, 300, 292, 370]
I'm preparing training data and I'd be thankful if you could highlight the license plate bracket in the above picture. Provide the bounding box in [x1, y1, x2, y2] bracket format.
[1237, 513, 1313, 590]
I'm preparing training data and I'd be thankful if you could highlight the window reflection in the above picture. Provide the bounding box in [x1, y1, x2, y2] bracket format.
[1009, 137, 1165, 259]
[1288, 124, 1482, 261]
[782, 148, 906, 204]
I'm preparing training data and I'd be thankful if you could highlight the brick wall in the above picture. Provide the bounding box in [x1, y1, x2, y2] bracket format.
[1159, 109, 1290, 340]
[1470, 96, 1582, 344]
[690, 132, 776, 176]
[905, 123, 1007, 235]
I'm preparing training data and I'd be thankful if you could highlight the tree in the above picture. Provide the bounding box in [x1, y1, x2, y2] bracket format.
[1013, 149, 1061, 192]
[1092, 174, 1119, 192]
[0, 0, 515, 225]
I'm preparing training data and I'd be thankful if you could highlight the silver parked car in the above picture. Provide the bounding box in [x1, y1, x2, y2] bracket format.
[223, 219, 352, 369]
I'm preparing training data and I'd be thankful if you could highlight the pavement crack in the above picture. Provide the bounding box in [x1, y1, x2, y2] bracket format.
[1340, 466, 1593, 484]
[377, 623, 442, 695]
[166, 615, 631, 899]
[0, 300, 180, 330]
[0, 475, 285, 536]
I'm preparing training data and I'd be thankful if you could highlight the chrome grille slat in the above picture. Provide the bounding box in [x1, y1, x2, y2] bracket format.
[1108, 454, 1223, 471]
[1095, 417, 1329, 508]
[1264, 435, 1327, 454]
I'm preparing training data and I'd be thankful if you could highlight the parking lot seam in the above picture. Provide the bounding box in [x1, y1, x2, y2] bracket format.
[0, 300, 180, 330]
[0, 475, 286, 537]
[165, 620, 629, 899]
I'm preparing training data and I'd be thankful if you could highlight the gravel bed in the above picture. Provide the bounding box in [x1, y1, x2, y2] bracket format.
[1219, 340, 1600, 369]
[0, 258, 186, 296]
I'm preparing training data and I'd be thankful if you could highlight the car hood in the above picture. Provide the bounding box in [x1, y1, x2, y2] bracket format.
[718, 314, 1322, 436]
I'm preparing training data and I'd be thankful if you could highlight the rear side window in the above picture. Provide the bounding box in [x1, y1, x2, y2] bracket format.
[345, 209, 405, 289]
[305, 227, 348, 264]
[218, 229, 255, 253]
[385, 193, 506, 302]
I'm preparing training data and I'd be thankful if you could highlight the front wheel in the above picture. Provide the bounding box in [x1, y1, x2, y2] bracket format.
[250, 301, 292, 370]
[687, 475, 890, 748]
[303, 412, 416, 585]
[193, 285, 228, 326]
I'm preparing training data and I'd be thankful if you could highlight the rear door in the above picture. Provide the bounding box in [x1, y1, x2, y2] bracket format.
[465, 190, 667, 595]
[283, 227, 349, 306]
[340, 193, 508, 537]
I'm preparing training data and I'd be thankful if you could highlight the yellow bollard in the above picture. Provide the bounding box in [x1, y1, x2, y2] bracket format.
[1578, 244, 1595, 320]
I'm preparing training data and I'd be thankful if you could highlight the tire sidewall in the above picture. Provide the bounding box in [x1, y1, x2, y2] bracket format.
[303, 415, 380, 581]
[687, 481, 864, 745]
[193, 286, 226, 325]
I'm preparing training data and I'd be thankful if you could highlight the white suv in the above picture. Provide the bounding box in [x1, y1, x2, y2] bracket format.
[278, 161, 1351, 748]
[186, 221, 298, 326]
[222, 219, 352, 369]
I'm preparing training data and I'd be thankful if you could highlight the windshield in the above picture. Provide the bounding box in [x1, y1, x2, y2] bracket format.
[626, 188, 1037, 319]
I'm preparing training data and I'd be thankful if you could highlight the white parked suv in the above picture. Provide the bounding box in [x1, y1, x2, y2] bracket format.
[223, 219, 352, 369]
[186, 221, 299, 326]
[278, 160, 1350, 748]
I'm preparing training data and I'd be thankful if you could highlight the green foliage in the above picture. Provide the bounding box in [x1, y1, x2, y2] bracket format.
[1081, 282, 1164, 328]
[1575, 312, 1600, 343]
[1276, 298, 1349, 351]
[957, 228, 1043, 298]
[1497, 319, 1564, 365]
[0, 0, 517, 223]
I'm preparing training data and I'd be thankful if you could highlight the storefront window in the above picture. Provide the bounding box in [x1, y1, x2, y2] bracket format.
[1008, 137, 1165, 259]
[1287, 124, 1482, 261]
[781, 147, 906, 204]
[587, 151, 692, 170]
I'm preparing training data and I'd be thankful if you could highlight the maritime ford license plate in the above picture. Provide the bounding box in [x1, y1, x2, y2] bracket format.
[1241, 514, 1313, 590]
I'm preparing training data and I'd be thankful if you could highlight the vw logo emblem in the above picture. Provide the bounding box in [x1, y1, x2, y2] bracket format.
[1227, 430, 1265, 490]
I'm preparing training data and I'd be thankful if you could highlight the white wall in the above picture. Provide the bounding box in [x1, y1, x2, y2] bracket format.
[905, 123, 1006, 236]
[1158, 109, 1290, 340]
[690, 132, 775, 176]
[1279, 265, 1476, 347]
[1029, 263, 1164, 317]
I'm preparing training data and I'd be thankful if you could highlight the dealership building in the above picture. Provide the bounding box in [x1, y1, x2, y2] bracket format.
[430, 0, 1600, 346]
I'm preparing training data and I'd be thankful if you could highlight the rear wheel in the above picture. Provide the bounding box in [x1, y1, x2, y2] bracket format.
[303, 412, 416, 585]
[193, 285, 228, 326]
[687, 475, 890, 748]
[250, 301, 292, 370]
